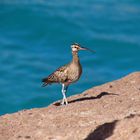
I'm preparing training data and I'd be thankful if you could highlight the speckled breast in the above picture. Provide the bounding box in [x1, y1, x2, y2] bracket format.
[68, 62, 82, 83]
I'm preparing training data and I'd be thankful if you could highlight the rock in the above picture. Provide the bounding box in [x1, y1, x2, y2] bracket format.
[0, 72, 140, 140]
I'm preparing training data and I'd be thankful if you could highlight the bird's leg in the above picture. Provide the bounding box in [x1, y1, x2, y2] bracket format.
[64, 85, 68, 105]
[61, 84, 68, 105]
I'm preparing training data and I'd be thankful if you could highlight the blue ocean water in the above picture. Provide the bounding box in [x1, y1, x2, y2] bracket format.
[0, 0, 140, 115]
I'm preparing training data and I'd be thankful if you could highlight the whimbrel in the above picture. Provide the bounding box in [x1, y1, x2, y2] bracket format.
[42, 43, 95, 105]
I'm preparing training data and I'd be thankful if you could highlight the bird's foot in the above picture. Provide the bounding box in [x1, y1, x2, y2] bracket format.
[60, 101, 64, 105]
[60, 98, 68, 105]
[64, 99, 68, 105]
[60, 98, 65, 105]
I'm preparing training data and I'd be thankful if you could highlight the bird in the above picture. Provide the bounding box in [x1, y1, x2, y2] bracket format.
[42, 43, 95, 105]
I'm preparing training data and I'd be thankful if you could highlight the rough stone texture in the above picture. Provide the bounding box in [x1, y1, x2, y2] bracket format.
[0, 72, 140, 140]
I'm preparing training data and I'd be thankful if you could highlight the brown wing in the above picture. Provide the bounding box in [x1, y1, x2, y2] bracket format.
[42, 64, 68, 85]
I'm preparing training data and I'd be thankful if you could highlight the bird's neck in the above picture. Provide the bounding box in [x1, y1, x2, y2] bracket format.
[72, 51, 80, 63]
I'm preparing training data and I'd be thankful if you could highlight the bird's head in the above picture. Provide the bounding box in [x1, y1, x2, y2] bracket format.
[71, 43, 95, 53]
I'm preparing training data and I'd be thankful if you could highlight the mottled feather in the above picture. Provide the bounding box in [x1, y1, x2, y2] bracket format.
[42, 64, 69, 85]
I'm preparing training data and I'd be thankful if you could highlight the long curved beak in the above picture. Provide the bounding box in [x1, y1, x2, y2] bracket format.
[79, 47, 95, 53]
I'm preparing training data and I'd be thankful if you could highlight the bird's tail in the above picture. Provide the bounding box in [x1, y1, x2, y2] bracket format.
[41, 78, 49, 87]
[42, 82, 48, 87]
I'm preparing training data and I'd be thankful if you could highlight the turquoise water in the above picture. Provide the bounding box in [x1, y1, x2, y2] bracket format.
[0, 0, 140, 115]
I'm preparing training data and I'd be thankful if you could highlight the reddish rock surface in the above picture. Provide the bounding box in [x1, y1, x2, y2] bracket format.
[0, 72, 140, 140]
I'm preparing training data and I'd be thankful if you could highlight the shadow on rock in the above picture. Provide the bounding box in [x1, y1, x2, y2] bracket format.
[68, 92, 118, 104]
[54, 92, 118, 106]
[84, 120, 118, 140]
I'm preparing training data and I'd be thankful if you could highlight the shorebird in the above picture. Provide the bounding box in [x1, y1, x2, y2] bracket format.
[42, 43, 95, 105]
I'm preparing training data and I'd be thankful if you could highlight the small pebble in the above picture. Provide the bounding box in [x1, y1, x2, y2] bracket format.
[17, 135, 22, 138]
[25, 136, 31, 139]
